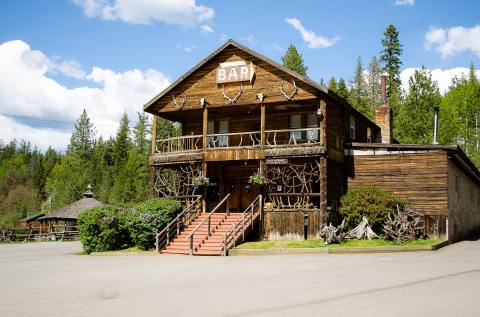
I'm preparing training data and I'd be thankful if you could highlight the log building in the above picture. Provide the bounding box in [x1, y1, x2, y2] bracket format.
[143, 40, 480, 254]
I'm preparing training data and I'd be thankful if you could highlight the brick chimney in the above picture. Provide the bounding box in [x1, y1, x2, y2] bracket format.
[375, 75, 393, 144]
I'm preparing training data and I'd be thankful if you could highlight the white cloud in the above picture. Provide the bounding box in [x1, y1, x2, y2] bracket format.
[394, 0, 415, 6]
[183, 45, 197, 53]
[285, 18, 339, 48]
[0, 115, 71, 151]
[200, 24, 213, 33]
[73, 0, 214, 27]
[400, 67, 480, 94]
[0, 40, 170, 151]
[425, 25, 480, 57]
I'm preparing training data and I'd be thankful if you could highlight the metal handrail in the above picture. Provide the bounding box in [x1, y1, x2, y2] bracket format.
[222, 195, 261, 256]
[155, 195, 202, 253]
[186, 193, 231, 255]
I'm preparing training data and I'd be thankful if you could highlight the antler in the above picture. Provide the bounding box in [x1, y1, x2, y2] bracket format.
[280, 80, 297, 101]
[172, 94, 187, 109]
[221, 83, 243, 104]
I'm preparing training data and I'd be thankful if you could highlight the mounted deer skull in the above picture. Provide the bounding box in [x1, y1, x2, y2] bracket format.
[172, 94, 187, 110]
[221, 83, 243, 104]
[280, 80, 297, 101]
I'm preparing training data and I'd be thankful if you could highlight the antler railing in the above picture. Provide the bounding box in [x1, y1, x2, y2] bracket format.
[156, 135, 202, 153]
[265, 127, 321, 147]
[156, 195, 202, 253]
[222, 195, 262, 256]
[207, 131, 261, 148]
[265, 193, 321, 211]
[186, 194, 231, 255]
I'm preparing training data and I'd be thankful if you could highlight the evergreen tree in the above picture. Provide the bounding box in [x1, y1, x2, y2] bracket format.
[68, 109, 95, 160]
[336, 78, 350, 100]
[395, 67, 441, 144]
[281, 44, 308, 76]
[133, 113, 151, 155]
[112, 112, 131, 170]
[367, 56, 382, 106]
[349, 56, 372, 118]
[380, 24, 403, 108]
[328, 76, 338, 91]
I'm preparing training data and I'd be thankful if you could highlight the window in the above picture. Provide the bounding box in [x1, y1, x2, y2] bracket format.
[349, 115, 356, 140]
[289, 114, 302, 142]
[306, 113, 319, 141]
[207, 120, 229, 147]
[367, 127, 372, 143]
[217, 120, 229, 147]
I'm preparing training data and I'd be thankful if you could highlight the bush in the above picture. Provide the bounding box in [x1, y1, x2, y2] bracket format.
[77, 205, 132, 254]
[128, 199, 182, 250]
[339, 186, 406, 231]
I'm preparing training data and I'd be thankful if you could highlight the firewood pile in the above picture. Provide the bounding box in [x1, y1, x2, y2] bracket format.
[383, 205, 424, 242]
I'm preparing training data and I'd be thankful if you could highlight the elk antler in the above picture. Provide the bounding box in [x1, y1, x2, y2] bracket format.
[172, 94, 187, 109]
[280, 80, 297, 101]
[221, 83, 243, 104]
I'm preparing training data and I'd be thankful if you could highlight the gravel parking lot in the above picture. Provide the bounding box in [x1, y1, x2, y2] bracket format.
[1, 240, 479, 317]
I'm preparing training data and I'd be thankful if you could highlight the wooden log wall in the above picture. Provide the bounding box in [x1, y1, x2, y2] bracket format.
[264, 211, 323, 239]
[447, 160, 480, 241]
[348, 151, 449, 237]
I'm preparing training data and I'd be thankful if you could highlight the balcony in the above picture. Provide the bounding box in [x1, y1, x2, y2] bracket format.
[150, 127, 327, 164]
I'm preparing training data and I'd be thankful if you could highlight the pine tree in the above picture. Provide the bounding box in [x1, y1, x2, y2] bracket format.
[133, 113, 151, 155]
[68, 109, 95, 160]
[367, 56, 382, 106]
[112, 112, 131, 170]
[328, 76, 338, 91]
[395, 67, 441, 144]
[281, 44, 308, 76]
[380, 24, 403, 108]
[349, 56, 372, 118]
[336, 78, 350, 100]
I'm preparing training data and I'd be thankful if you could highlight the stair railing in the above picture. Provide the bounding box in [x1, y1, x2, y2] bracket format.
[185, 193, 231, 256]
[155, 195, 202, 253]
[222, 195, 262, 256]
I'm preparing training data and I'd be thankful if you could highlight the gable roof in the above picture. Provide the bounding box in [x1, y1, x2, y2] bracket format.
[144, 39, 328, 112]
[143, 39, 379, 130]
[39, 197, 104, 221]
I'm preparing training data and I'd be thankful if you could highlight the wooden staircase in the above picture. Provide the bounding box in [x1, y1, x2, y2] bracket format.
[157, 194, 262, 256]
[161, 213, 243, 255]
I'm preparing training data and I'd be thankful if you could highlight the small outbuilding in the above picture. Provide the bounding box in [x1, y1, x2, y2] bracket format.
[38, 184, 103, 234]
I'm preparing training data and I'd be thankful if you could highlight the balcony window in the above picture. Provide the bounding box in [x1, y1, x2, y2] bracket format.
[217, 120, 229, 147]
[367, 127, 372, 143]
[289, 114, 302, 142]
[306, 113, 319, 141]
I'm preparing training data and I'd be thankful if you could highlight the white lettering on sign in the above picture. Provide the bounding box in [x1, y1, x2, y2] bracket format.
[216, 62, 255, 84]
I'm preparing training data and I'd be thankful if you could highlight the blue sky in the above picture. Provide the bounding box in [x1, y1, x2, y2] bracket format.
[0, 0, 479, 150]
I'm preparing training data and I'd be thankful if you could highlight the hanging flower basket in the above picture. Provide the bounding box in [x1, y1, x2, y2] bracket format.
[249, 173, 265, 186]
[192, 176, 209, 188]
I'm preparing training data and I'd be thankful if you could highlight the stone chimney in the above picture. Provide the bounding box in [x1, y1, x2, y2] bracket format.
[375, 75, 393, 144]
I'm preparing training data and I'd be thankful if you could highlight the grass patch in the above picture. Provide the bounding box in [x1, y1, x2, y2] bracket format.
[88, 246, 155, 255]
[235, 239, 443, 249]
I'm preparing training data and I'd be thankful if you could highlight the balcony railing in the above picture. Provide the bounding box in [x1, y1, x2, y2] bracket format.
[154, 127, 322, 154]
[156, 134, 202, 153]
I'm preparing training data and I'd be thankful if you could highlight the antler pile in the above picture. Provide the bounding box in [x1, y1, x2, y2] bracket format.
[319, 221, 347, 245]
[383, 205, 424, 242]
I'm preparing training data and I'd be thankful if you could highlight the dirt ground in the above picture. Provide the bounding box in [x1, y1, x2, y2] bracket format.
[1, 240, 479, 316]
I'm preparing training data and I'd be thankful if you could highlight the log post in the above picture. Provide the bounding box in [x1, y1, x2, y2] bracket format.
[319, 99, 328, 228]
[259, 102, 266, 239]
[151, 114, 158, 155]
[202, 102, 208, 213]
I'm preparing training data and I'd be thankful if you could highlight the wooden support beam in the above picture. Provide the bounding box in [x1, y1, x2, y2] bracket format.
[202, 105, 208, 150]
[151, 114, 158, 155]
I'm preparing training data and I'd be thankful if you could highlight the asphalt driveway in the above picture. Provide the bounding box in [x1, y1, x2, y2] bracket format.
[0, 240, 479, 316]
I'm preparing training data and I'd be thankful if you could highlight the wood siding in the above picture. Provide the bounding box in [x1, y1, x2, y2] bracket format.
[447, 160, 480, 241]
[348, 151, 449, 215]
[155, 47, 318, 112]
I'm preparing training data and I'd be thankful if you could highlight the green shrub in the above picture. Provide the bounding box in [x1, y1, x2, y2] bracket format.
[128, 199, 182, 250]
[339, 186, 406, 231]
[77, 205, 132, 254]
